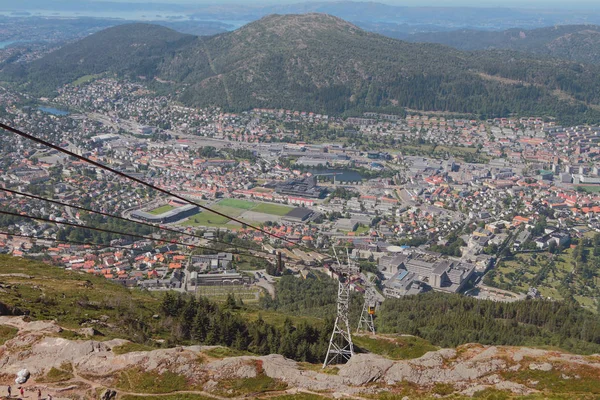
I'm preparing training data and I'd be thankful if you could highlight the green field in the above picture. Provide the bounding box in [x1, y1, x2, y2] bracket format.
[195, 285, 261, 303]
[148, 204, 176, 215]
[217, 199, 293, 216]
[218, 198, 257, 210]
[181, 212, 232, 227]
[72, 73, 102, 86]
[489, 252, 574, 296]
[252, 203, 294, 216]
[577, 185, 600, 193]
[355, 225, 370, 235]
[179, 206, 260, 229]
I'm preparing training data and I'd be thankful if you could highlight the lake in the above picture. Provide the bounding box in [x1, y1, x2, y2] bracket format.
[194, 19, 251, 30]
[38, 107, 69, 116]
[307, 168, 363, 183]
[0, 41, 16, 49]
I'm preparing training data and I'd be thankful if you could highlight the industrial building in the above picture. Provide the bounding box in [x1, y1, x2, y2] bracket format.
[383, 270, 427, 297]
[191, 252, 233, 270]
[380, 250, 475, 297]
[282, 207, 315, 223]
[131, 204, 199, 224]
[274, 176, 325, 199]
[190, 272, 251, 286]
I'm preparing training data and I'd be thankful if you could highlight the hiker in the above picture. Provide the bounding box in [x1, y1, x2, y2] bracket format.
[19, 387, 24, 397]
[47, 394, 53, 400]
[7, 385, 11, 398]
[37, 388, 42, 400]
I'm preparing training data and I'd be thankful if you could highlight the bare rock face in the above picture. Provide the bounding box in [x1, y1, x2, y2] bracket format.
[0, 316, 62, 347]
[76, 345, 206, 379]
[338, 353, 394, 385]
[512, 347, 548, 362]
[529, 362, 553, 371]
[2, 317, 600, 399]
[4, 336, 112, 375]
[260, 354, 353, 392]
[206, 357, 258, 380]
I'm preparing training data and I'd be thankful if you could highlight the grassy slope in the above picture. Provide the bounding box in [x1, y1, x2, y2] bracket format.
[0, 254, 162, 339]
[3, 256, 600, 399]
[490, 247, 599, 311]
[0, 324, 18, 345]
[353, 334, 438, 360]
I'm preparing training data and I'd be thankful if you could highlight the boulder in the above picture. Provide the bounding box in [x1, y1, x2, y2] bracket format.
[15, 369, 30, 384]
[100, 389, 117, 400]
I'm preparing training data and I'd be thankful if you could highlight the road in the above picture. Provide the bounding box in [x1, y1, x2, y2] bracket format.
[252, 269, 276, 298]
[465, 284, 525, 302]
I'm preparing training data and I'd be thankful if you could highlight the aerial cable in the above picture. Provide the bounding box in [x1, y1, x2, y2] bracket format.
[0, 230, 183, 255]
[0, 186, 272, 257]
[0, 209, 268, 260]
[0, 121, 320, 252]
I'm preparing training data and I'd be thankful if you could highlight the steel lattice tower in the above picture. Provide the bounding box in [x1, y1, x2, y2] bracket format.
[357, 274, 377, 335]
[323, 247, 355, 368]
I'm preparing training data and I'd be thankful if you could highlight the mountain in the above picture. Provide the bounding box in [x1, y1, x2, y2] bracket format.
[165, 14, 479, 114]
[4, 14, 600, 124]
[1, 23, 196, 94]
[397, 25, 600, 65]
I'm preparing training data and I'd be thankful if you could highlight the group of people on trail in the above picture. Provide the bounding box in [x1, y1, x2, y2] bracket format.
[5, 386, 52, 400]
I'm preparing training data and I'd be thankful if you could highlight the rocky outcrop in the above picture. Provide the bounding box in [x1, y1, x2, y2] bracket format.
[2, 316, 600, 398]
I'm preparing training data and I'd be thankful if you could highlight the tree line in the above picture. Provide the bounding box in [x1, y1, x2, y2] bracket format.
[161, 292, 331, 363]
[377, 292, 600, 354]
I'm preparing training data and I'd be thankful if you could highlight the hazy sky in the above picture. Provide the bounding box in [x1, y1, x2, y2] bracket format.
[86, 0, 600, 10]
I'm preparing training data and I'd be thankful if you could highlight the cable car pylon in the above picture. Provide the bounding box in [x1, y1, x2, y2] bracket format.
[323, 247, 357, 368]
[357, 274, 377, 335]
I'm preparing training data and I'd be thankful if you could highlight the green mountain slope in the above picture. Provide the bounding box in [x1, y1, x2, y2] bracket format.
[4, 253, 600, 361]
[4, 15, 600, 123]
[1, 23, 196, 94]
[400, 25, 600, 65]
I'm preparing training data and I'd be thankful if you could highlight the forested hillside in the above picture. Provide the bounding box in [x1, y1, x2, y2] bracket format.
[0, 255, 331, 362]
[167, 14, 600, 124]
[0, 23, 195, 95]
[4, 253, 600, 358]
[4, 15, 600, 124]
[399, 25, 600, 65]
[377, 292, 600, 354]
[265, 275, 600, 355]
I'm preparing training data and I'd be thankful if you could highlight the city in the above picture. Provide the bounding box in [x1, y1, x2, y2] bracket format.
[1, 75, 599, 311]
[2, 5, 600, 399]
